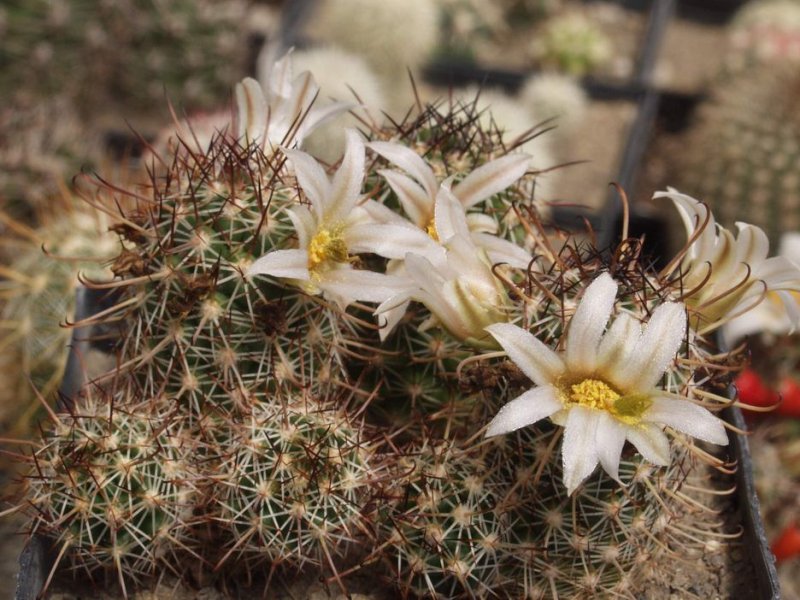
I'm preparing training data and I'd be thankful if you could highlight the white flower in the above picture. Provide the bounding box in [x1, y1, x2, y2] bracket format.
[657, 188, 800, 332]
[247, 130, 437, 308]
[368, 140, 533, 268]
[722, 232, 800, 345]
[375, 190, 510, 345]
[236, 51, 352, 151]
[484, 273, 728, 495]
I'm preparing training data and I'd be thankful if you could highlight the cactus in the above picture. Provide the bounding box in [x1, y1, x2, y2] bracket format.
[728, 0, 800, 70]
[97, 138, 355, 418]
[676, 63, 800, 245]
[531, 12, 613, 76]
[379, 438, 507, 599]
[214, 392, 377, 573]
[11, 52, 782, 599]
[303, 0, 439, 113]
[24, 386, 197, 593]
[0, 192, 118, 437]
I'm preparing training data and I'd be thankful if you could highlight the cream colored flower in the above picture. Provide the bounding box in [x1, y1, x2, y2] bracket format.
[375, 189, 511, 345]
[248, 130, 437, 308]
[722, 232, 800, 345]
[236, 51, 352, 151]
[368, 140, 533, 268]
[658, 189, 800, 332]
[485, 273, 728, 495]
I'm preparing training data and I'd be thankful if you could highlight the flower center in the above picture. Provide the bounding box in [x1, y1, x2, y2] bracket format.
[567, 378, 652, 425]
[425, 219, 439, 241]
[308, 228, 348, 270]
[569, 379, 619, 410]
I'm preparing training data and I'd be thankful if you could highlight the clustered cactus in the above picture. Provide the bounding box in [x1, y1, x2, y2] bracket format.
[12, 51, 799, 599]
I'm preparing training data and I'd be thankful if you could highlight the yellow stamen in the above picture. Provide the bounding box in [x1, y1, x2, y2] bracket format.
[425, 219, 439, 241]
[567, 378, 652, 425]
[308, 228, 348, 270]
[569, 379, 619, 410]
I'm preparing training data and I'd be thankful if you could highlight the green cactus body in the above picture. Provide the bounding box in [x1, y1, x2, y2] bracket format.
[215, 396, 375, 572]
[13, 79, 742, 599]
[105, 145, 353, 420]
[382, 440, 506, 599]
[26, 392, 196, 585]
[487, 424, 714, 599]
[0, 201, 117, 436]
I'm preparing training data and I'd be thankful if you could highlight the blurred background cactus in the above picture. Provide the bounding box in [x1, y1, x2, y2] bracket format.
[0, 192, 118, 442]
[0, 0, 249, 113]
[673, 0, 800, 245]
[677, 64, 800, 244]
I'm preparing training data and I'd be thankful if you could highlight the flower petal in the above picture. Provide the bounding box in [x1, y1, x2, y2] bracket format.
[283, 148, 331, 220]
[360, 198, 415, 226]
[485, 385, 562, 437]
[626, 423, 671, 466]
[466, 213, 499, 234]
[434, 186, 472, 243]
[615, 302, 686, 391]
[286, 206, 316, 248]
[248, 249, 310, 280]
[319, 264, 408, 307]
[645, 397, 728, 445]
[453, 154, 531, 208]
[752, 256, 800, 291]
[486, 323, 565, 387]
[655, 189, 717, 263]
[566, 273, 617, 373]
[376, 300, 410, 341]
[235, 78, 267, 144]
[368, 141, 438, 198]
[562, 406, 601, 495]
[327, 129, 365, 219]
[597, 312, 642, 378]
[595, 411, 628, 483]
[299, 101, 354, 144]
[377, 169, 432, 227]
[733, 222, 770, 266]
[472, 232, 532, 269]
[346, 223, 442, 260]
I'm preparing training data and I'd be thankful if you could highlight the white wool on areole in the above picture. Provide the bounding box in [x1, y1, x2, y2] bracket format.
[519, 73, 588, 135]
[288, 46, 389, 163]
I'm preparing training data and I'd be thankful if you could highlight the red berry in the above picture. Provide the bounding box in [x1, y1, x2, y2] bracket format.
[736, 369, 778, 409]
[778, 378, 800, 417]
[772, 522, 800, 563]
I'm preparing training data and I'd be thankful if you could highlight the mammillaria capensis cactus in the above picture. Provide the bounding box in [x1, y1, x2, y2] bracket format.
[9, 50, 800, 599]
